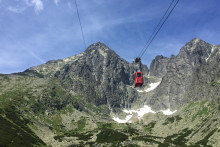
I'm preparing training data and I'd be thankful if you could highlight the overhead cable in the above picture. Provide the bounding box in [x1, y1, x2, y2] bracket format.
[139, 0, 179, 58]
[138, 0, 175, 57]
[74, 0, 87, 49]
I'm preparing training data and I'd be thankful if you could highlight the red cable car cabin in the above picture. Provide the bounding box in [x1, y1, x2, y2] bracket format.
[134, 72, 143, 87]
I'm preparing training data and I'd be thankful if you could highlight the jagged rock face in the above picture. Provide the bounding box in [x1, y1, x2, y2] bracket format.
[58, 43, 134, 110]
[150, 55, 169, 77]
[148, 38, 220, 110]
[27, 38, 219, 112]
[1, 38, 220, 147]
[29, 42, 149, 112]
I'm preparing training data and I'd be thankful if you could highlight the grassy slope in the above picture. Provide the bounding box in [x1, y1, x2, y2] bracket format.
[0, 74, 219, 147]
[0, 107, 46, 147]
[0, 74, 47, 146]
[50, 101, 220, 147]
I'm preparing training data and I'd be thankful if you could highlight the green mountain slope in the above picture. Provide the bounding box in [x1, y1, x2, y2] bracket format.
[0, 39, 219, 146]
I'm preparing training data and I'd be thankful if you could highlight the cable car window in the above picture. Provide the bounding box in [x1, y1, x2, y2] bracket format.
[137, 73, 142, 77]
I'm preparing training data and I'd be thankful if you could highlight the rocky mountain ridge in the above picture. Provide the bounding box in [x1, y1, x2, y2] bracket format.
[27, 38, 220, 112]
[28, 42, 149, 112]
[146, 38, 220, 110]
[0, 38, 219, 146]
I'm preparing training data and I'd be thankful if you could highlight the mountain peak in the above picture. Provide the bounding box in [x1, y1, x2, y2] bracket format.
[91, 41, 107, 47]
[188, 38, 214, 48]
[191, 37, 201, 42]
[85, 41, 110, 52]
[94, 41, 106, 46]
[190, 38, 206, 44]
[182, 38, 211, 53]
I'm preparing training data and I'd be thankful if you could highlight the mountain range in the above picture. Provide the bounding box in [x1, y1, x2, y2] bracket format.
[0, 38, 219, 147]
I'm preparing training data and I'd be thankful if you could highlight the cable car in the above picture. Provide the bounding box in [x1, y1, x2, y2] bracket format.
[134, 72, 143, 87]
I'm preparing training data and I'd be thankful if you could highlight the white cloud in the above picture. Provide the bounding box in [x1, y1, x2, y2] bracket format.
[31, 0, 43, 13]
[54, 0, 59, 5]
[7, 6, 26, 13]
[6, 0, 44, 14]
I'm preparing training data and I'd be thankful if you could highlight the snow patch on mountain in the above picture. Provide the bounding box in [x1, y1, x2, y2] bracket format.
[112, 115, 133, 123]
[205, 46, 215, 62]
[145, 81, 161, 92]
[161, 109, 177, 115]
[137, 81, 161, 93]
[112, 105, 177, 123]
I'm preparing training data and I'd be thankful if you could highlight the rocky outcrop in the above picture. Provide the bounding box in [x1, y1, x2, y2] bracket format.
[149, 55, 169, 78]
[28, 42, 149, 112]
[1, 38, 220, 147]
[148, 38, 220, 110]
[13, 38, 220, 112]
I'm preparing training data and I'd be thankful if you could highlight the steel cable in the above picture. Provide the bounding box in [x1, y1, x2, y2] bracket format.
[74, 0, 87, 49]
[138, 0, 179, 58]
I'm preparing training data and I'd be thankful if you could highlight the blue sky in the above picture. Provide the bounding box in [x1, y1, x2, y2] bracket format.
[0, 0, 220, 74]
